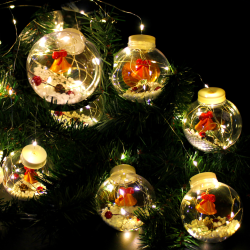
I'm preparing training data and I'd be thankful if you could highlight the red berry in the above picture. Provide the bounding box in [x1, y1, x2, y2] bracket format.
[131, 87, 138, 92]
[137, 218, 140, 222]
[66, 90, 74, 95]
[155, 86, 161, 91]
[199, 132, 206, 138]
[32, 76, 42, 86]
[226, 214, 231, 220]
[105, 211, 113, 219]
[13, 173, 19, 179]
[37, 186, 43, 191]
[54, 111, 64, 116]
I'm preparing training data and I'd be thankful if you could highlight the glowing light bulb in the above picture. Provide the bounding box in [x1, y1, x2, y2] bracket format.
[10, 5, 15, 8]
[10, 152, 14, 156]
[193, 161, 197, 167]
[121, 154, 125, 159]
[67, 68, 72, 74]
[125, 47, 130, 55]
[120, 189, 125, 196]
[121, 208, 126, 215]
[80, 10, 85, 15]
[235, 223, 240, 230]
[39, 37, 46, 47]
[152, 205, 156, 208]
[9, 89, 13, 95]
[47, 77, 52, 83]
[33, 141, 37, 146]
[92, 58, 100, 65]
[85, 105, 90, 109]
[205, 84, 209, 88]
[61, 36, 70, 42]
[107, 184, 114, 192]
[13, 19, 16, 24]
[140, 24, 144, 31]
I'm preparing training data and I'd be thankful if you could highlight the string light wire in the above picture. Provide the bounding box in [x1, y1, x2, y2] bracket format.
[93, 0, 143, 33]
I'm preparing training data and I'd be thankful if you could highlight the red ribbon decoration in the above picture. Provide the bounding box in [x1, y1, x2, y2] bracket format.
[199, 111, 213, 121]
[199, 192, 216, 205]
[119, 187, 134, 195]
[135, 59, 151, 71]
[24, 166, 36, 175]
[52, 50, 67, 66]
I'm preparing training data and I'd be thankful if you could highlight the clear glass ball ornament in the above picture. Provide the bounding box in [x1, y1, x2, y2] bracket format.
[2, 145, 53, 200]
[180, 172, 243, 243]
[112, 35, 172, 103]
[96, 164, 156, 231]
[51, 95, 103, 127]
[182, 87, 242, 152]
[27, 28, 101, 105]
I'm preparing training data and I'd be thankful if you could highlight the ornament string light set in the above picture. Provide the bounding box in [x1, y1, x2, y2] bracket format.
[2, 142, 53, 200]
[1, 3, 244, 243]
[182, 87, 242, 152]
[96, 164, 155, 231]
[112, 34, 172, 103]
[180, 172, 243, 243]
[26, 27, 101, 105]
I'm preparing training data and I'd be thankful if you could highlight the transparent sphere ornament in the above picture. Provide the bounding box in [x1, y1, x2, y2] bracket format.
[112, 35, 172, 103]
[51, 95, 103, 127]
[182, 87, 242, 152]
[96, 164, 156, 231]
[2, 144, 53, 200]
[27, 28, 101, 105]
[180, 172, 243, 243]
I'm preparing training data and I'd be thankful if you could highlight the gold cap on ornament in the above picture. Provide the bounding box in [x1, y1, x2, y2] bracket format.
[128, 35, 156, 49]
[110, 164, 136, 176]
[190, 172, 218, 188]
[198, 87, 226, 104]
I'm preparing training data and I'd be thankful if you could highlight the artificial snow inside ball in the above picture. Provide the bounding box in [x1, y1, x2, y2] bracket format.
[2, 145, 53, 200]
[112, 35, 172, 103]
[180, 172, 243, 243]
[183, 87, 242, 152]
[96, 164, 156, 231]
[51, 96, 103, 127]
[27, 28, 101, 105]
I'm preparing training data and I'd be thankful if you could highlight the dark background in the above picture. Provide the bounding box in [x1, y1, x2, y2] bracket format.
[0, 1, 249, 250]
[1, 1, 249, 120]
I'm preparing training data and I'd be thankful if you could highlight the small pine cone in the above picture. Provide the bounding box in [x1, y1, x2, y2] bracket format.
[55, 84, 65, 93]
